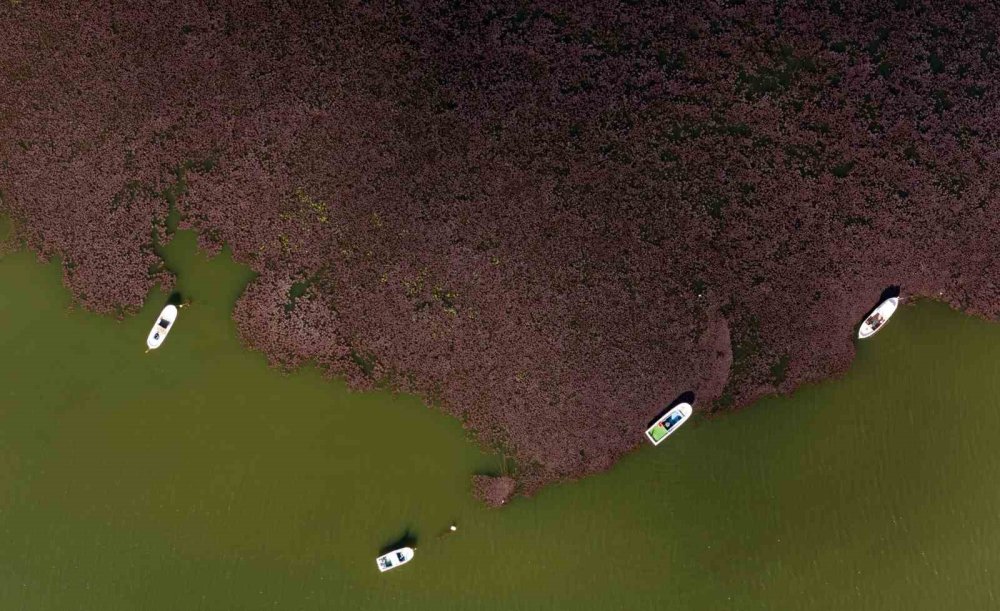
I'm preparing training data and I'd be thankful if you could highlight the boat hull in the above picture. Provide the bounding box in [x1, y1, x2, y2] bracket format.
[644, 402, 693, 446]
[858, 297, 899, 339]
[146, 305, 178, 350]
[376, 547, 414, 572]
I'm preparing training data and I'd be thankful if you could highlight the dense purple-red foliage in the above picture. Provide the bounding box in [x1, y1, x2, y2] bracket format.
[3, 1, 1000, 499]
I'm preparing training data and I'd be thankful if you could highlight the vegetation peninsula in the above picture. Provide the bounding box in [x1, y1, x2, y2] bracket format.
[2, 0, 998, 504]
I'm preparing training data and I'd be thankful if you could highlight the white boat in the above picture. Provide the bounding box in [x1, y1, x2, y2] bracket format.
[858, 297, 899, 339]
[146, 305, 178, 350]
[376, 547, 414, 572]
[644, 402, 693, 446]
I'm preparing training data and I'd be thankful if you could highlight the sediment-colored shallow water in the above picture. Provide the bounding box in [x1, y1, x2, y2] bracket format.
[1, 225, 998, 610]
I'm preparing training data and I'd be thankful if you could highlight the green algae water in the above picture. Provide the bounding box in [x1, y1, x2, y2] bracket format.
[1, 227, 999, 610]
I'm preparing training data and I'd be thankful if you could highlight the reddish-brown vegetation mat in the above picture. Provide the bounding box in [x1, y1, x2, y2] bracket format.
[3, 1, 999, 504]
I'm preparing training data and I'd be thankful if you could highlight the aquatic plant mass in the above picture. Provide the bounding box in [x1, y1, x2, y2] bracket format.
[3, 0, 1000, 506]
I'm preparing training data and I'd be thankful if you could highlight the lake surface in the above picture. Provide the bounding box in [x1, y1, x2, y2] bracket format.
[1, 224, 998, 610]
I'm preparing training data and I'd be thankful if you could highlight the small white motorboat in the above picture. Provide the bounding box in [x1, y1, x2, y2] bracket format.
[146, 305, 178, 350]
[858, 297, 899, 339]
[644, 402, 693, 446]
[376, 547, 414, 573]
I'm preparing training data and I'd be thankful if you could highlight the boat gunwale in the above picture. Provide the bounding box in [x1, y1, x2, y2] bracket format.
[858, 297, 899, 339]
[376, 546, 415, 573]
[146, 304, 179, 350]
[644, 402, 693, 446]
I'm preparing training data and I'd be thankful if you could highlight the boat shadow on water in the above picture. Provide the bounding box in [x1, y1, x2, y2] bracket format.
[379, 528, 418, 555]
[167, 291, 188, 307]
[645, 391, 695, 429]
[877, 285, 901, 304]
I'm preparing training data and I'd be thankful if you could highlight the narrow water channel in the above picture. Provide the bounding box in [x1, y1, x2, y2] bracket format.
[1, 225, 998, 610]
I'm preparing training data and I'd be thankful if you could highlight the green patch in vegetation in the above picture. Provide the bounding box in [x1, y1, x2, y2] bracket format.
[112, 179, 150, 212]
[658, 148, 678, 163]
[858, 97, 882, 133]
[732, 318, 762, 375]
[931, 89, 953, 113]
[955, 125, 979, 150]
[723, 122, 751, 137]
[638, 223, 664, 246]
[843, 215, 872, 228]
[663, 119, 751, 144]
[937, 173, 967, 196]
[656, 49, 685, 74]
[165, 200, 181, 235]
[783, 143, 822, 178]
[770, 355, 790, 385]
[702, 193, 727, 220]
[598, 141, 631, 164]
[931, 89, 955, 114]
[714, 391, 735, 411]
[965, 85, 986, 99]
[714, 316, 764, 410]
[719, 298, 736, 317]
[560, 79, 594, 95]
[284, 280, 310, 313]
[0, 210, 15, 253]
[502, 6, 542, 38]
[865, 28, 890, 64]
[162, 171, 186, 209]
[830, 161, 855, 178]
[350, 349, 377, 378]
[159, 155, 217, 235]
[737, 47, 819, 99]
[981, 34, 997, 64]
[664, 121, 703, 143]
[544, 10, 568, 28]
[289, 281, 308, 300]
[928, 51, 945, 74]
